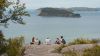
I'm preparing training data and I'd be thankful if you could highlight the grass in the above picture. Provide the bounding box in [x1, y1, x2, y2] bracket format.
[63, 50, 77, 56]
[68, 38, 100, 45]
[0, 35, 7, 55]
[52, 44, 78, 56]
[52, 44, 67, 53]
[6, 36, 24, 56]
[0, 36, 25, 56]
[83, 45, 100, 56]
[53, 38, 100, 56]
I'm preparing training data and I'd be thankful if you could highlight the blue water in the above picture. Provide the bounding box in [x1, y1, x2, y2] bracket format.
[0, 10, 100, 44]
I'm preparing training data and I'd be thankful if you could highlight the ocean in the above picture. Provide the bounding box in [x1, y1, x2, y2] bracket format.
[0, 10, 100, 44]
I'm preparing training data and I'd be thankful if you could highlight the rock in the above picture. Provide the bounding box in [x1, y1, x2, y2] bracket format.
[24, 44, 62, 56]
[24, 44, 100, 56]
[38, 7, 81, 17]
[61, 44, 94, 53]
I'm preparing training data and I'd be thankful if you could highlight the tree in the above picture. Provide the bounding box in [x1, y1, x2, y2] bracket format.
[0, 0, 29, 55]
[0, 30, 25, 56]
[0, 0, 30, 27]
[0, 30, 6, 55]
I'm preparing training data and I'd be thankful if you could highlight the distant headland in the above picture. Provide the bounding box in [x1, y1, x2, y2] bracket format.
[37, 7, 81, 17]
[67, 7, 100, 11]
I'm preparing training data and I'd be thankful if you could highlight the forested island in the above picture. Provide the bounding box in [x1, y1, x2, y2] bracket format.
[37, 8, 81, 17]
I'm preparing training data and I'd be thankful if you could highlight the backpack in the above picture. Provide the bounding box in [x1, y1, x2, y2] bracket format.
[62, 39, 66, 44]
[38, 40, 41, 45]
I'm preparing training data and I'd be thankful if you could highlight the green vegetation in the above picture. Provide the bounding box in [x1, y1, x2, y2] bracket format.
[83, 45, 100, 56]
[53, 38, 100, 56]
[0, 36, 25, 56]
[0, 0, 29, 54]
[68, 38, 90, 45]
[0, 0, 30, 27]
[63, 50, 77, 56]
[0, 30, 6, 55]
[52, 44, 67, 53]
[53, 44, 78, 56]
[0, 0, 29, 55]
[0, 31, 25, 56]
[68, 38, 100, 45]
[90, 39, 100, 43]
[6, 36, 24, 56]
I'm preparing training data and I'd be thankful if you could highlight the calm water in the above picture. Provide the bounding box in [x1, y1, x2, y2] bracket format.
[0, 10, 100, 44]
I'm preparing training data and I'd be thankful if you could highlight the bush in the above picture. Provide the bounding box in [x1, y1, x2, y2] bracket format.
[68, 38, 90, 45]
[52, 44, 67, 53]
[63, 50, 77, 56]
[68, 38, 100, 45]
[83, 45, 100, 56]
[90, 39, 100, 43]
[6, 36, 24, 56]
[0, 30, 7, 55]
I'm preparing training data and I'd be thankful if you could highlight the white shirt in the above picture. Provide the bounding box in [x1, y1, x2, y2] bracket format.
[45, 38, 51, 45]
[34, 39, 39, 45]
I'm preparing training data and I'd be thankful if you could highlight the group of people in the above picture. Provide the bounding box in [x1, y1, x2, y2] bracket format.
[55, 36, 66, 44]
[30, 36, 66, 45]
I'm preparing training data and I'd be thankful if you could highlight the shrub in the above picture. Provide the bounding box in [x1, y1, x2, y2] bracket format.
[0, 31, 7, 55]
[83, 45, 100, 56]
[63, 50, 77, 56]
[52, 44, 67, 53]
[6, 36, 25, 56]
[90, 39, 100, 43]
[68, 38, 100, 45]
[68, 38, 91, 45]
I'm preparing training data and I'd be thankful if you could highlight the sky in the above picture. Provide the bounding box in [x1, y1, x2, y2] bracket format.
[10, 0, 100, 9]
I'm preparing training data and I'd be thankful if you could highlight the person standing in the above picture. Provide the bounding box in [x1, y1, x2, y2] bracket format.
[45, 37, 51, 45]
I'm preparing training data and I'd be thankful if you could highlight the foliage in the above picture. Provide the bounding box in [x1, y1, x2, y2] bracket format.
[83, 45, 100, 56]
[0, 0, 30, 27]
[0, 30, 25, 56]
[52, 38, 100, 56]
[68, 38, 90, 45]
[90, 38, 100, 43]
[0, 30, 7, 55]
[0, 35, 25, 56]
[6, 36, 24, 56]
[52, 44, 67, 53]
[68, 38, 100, 45]
[63, 50, 77, 56]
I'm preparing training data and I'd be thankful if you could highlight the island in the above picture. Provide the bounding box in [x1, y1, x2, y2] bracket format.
[67, 7, 100, 11]
[37, 8, 81, 17]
